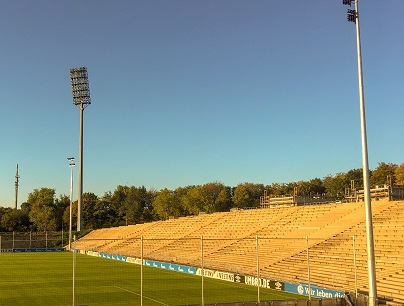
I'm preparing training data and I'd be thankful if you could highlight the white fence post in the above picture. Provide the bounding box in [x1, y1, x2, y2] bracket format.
[256, 235, 260, 303]
[201, 235, 204, 306]
[353, 236, 358, 298]
[306, 236, 311, 301]
[141, 235, 144, 306]
[72, 235, 76, 306]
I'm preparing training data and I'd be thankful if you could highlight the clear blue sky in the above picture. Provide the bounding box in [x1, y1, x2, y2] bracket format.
[1, 1, 403, 208]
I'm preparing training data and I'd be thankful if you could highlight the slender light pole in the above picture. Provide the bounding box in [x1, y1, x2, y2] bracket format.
[70, 67, 91, 231]
[68, 157, 75, 250]
[14, 164, 20, 210]
[343, 1, 377, 305]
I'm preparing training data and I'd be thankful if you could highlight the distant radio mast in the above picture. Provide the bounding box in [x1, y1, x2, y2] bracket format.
[15, 164, 20, 210]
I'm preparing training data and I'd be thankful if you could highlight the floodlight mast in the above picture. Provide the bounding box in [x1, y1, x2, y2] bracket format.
[70, 67, 91, 232]
[343, 1, 377, 305]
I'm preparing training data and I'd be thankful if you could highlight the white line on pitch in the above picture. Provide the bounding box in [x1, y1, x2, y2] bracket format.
[113, 285, 170, 306]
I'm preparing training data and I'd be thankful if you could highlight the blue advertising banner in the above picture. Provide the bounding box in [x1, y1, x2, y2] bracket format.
[98, 252, 127, 262]
[285, 282, 345, 298]
[144, 259, 196, 275]
[84, 249, 346, 300]
[1, 248, 65, 253]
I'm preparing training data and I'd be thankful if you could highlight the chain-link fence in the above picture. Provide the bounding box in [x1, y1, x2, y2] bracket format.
[0, 231, 66, 250]
[71, 235, 365, 305]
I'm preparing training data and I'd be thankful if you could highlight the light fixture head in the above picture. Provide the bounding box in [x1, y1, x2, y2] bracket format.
[70, 67, 91, 106]
[342, 0, 353, 6]
[347, 9, 357, 23]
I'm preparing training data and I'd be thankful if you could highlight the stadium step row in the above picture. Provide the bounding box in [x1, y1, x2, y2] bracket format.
[75, 199, 404, 305]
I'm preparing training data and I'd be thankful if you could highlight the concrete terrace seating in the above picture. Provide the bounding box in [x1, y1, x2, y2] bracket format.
[75, 199, 404, 305]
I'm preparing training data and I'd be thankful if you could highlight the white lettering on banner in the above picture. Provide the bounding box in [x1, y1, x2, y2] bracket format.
[204, 270, 215, 277]
[195, 269, 234, 282]
[316, 289, 333, 298]
[126, 257, 142, 265]
[215, 271, 234, 282]
[298, 284, 343, 299]
[245, 276, 279, 289]
[304, 286, 315, 296]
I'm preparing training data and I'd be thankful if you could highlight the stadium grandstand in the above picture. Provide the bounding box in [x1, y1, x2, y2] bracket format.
[75, 199, 404, 305]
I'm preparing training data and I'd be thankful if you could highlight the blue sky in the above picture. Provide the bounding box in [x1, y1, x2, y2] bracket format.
[0, 1, 403, 208]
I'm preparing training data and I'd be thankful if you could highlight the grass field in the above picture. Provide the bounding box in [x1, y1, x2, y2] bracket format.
[0, 252, 304, 305]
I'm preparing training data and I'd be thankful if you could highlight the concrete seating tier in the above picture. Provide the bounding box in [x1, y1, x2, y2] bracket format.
[75, 199, 404, 305]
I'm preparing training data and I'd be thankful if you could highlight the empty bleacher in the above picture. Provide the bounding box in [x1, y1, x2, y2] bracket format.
[75, 199, 404, 305]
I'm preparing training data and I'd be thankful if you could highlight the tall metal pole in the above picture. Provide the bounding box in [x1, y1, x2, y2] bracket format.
[344, 1, 377, 304]
[73, 235, 76, 306]
[68, 158, 75, 250]
[77, 105, 84, 231]
[70, 67, 91, 232]
[14, 164, 19, 210]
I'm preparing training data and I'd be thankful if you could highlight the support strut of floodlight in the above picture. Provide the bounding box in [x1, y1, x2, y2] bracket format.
[343, 1, 378, 305]
[70, 67, 91, 232]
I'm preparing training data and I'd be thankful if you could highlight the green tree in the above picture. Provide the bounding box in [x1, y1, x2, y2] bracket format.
[93, 192, 116, 228]
[296, 180, 311, 196]
[269, 182, 295, 196]
[345, 168, 363, 189]
[370, 162, 397, 187]
[63, 200, 77, 231]
[323, 173, 346, 197]
[215, 187, 232, 211]
[395, 163, 404, 186]
[182, 182, 229, 214]
[153, 188, 183, 220]
[233, 183, 264, 208]
[1, 208, 30, 231]
[111, 185, 130, 226]
[28, 188, 57, 231]
[232, 184, 251, 208]
[82, 192, 99, 229]
[110, 185, 155, 225]
[55, 195, 70, 230]
[124, 186, 142, 225]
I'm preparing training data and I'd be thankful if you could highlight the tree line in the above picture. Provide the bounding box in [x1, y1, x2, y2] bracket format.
[1, 162, 403, 232]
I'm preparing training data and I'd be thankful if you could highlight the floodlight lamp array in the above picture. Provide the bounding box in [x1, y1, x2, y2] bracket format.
[347, 9, 357, 23]
[342, 0, 357, 23]
[342, 0, 353, 6]
[67, 157, 75, 167]
[70, 67, 91, 106]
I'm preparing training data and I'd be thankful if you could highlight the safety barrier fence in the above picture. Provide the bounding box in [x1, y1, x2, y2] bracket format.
[0, 233, 374, 306]
[0, 231, 65, 250]
[69, 235, 368, 306]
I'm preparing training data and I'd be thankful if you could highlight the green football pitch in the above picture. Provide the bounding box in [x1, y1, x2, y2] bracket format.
[0, 252, 304, 305]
